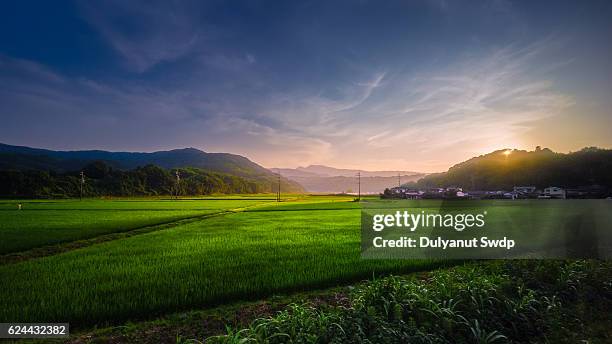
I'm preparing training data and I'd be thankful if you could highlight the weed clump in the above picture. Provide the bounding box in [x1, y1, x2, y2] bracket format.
[208, 260, 611, 343]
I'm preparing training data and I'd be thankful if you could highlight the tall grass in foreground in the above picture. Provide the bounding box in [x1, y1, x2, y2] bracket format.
[207, 260, 611, 343]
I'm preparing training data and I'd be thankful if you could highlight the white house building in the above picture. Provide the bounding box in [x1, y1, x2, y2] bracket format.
[543, 186, 566, 199]
[513, 186, 536, 194]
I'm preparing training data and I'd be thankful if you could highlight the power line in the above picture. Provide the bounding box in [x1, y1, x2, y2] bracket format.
[357, 172, 361, 201]
[277, 172, 281, 202]
[79, 171, 85, 201]
[175, 170, 180, 199]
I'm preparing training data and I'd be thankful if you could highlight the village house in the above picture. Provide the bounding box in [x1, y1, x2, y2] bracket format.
[513, 186, 536, 194]
[386, 187, 425, 199]
[565, 185, 608, 198]
[542, 186, 566, 199]
[382, 184, 608, 200]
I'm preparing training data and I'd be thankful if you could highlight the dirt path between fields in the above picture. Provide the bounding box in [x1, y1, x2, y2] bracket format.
[0, 203, 273, 265]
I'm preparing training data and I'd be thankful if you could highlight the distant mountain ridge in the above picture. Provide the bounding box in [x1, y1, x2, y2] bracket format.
[0, 143, 303, 192]
[272, 165, 426, 193]
[274, 165, 422, 178]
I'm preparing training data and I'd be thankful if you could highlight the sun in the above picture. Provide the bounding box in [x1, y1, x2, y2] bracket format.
[502, 150, 512, 157]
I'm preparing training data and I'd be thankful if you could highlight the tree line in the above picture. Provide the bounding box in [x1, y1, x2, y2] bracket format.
[409, 147, 612, 191]
[0, 161, 273, 198]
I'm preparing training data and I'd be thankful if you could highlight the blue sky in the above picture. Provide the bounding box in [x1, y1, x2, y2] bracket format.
[1, 0, 611, 171]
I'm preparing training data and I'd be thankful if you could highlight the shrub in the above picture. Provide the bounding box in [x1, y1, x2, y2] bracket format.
[205, 260, 611, 344]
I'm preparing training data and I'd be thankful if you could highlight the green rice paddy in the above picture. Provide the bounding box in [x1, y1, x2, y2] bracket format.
[0, 198, 273, 253]
[0, 196, 436, 327]
[3, 196, 603, 329]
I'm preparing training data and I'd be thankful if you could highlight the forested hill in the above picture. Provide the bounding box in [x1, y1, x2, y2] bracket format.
[0, 143, 304, 197]
[0, 143, 272, 177]
[411, 147, 612, 190]
[0, 162, 293, 198]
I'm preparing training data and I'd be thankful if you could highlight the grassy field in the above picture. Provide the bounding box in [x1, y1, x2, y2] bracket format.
[2, 196, 607, 333]
[0, 196, 440, 327]
[0, 198, 274, 253]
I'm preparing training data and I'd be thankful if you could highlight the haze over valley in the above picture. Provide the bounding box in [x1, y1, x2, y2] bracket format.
[273, 165, 425, 193]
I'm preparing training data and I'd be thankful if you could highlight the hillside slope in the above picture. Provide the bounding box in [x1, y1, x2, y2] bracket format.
[0, 143, 303, 193]
[412, 147, 612, 190]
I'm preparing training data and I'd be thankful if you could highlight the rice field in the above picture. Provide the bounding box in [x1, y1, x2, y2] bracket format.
[0, 196, 437, 327]
[4, 196, 604, 330]
[0, 198, 274, 253]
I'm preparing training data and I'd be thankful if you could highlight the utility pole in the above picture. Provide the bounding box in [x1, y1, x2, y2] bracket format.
[80, 171, 85, 201]
[398, 172, 401, 188]
[357, 172, 361, 201]
[277, 172, 281, 202]
[175, 170, 181, 199]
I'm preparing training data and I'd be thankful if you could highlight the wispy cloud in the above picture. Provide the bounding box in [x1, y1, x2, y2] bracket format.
[0, 36, 576, 171]
[78, 0, 203, 72]
[242, 38, 575, 170]
[358, 41, 573, 152]
[200, 53, 257, 71]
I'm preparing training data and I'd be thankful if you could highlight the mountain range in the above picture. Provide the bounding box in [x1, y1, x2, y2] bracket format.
[0, 143, 303, 193]
[272, 165, 425, 193]
[0, 143, 429, 194]
[2, 143, 609, 196]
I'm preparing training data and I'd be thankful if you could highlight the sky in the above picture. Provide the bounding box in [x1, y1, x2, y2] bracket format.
[0, 0, 611, 172]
